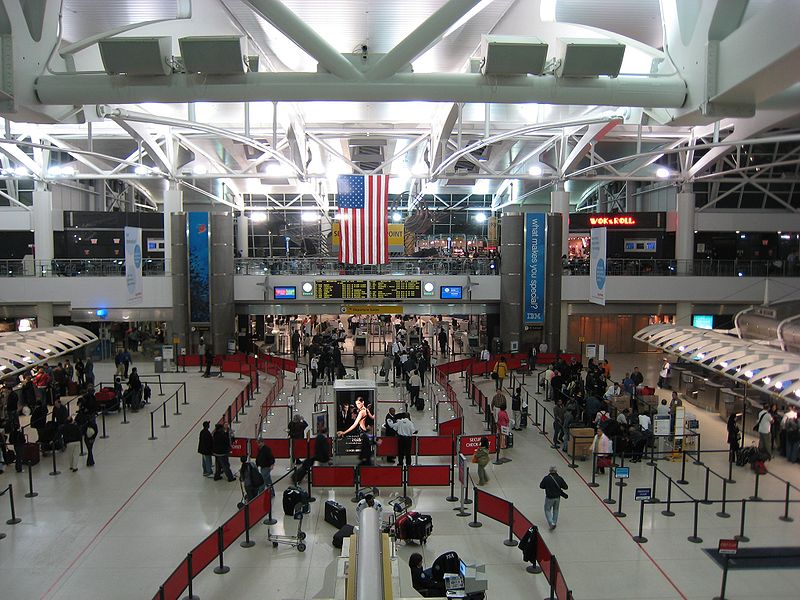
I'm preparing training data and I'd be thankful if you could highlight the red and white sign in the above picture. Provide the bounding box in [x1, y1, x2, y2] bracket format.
[718, 539, 738, 555]
[230, 437, 248, 458]
[589, 216, 636, 227]
[459, 435, 497, 455]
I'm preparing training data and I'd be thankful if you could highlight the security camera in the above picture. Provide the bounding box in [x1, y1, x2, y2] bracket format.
[361, 45, 368, 61]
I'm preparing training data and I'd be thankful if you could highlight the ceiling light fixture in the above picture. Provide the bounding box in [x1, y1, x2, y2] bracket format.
[474, 213, 487, 223]
[392, 212, 402, 222]
[656, 167, 670, 178]
[249, 212, 268, 223]
[528, 165, 543, 177]
[301, 211, 320, 223]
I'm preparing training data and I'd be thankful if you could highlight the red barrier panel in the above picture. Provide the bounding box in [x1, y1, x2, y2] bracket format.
[249, 491, 271, 523]
[260, 437, 291, 459]
[439, 418, 462, 437]
[312, 466, 355, 487]
[221, 359, 243, 373]
[222, 509, 247, 548]
[407, 465, 450, 486]
[158, 557, 189, 600]
[190, 532, 218, 575]
[292, 438, 309, 459]
[475, 489, 511, 526]
[512, 507, 533, 541]
[230, 437, 248, 458]
[376, 436, 398, 457]
[309, 436, 333, 460]
[417, 436, 453, 457]
[360, 465, 403, 487]
[556, 567, 569, 600]
[537, 535, 553, 581]
[459, 435, 496, 455]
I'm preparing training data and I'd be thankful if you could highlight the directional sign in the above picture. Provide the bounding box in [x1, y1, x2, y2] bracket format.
[634, 487, 652, 501]
[718, 539, 739, 555]
[614, 466, 630, 479]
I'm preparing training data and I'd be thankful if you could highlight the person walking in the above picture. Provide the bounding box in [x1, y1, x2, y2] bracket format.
[408, 369, 422, 410]
[61, 417, 82, 472]
[755, 404, 773, 458]
[75, 358, 86, 389]
[203, 347, 214, 378]
[493, 356, 508, 390]
[239, 456, 265, 502]
[473, 437, 491, 485]
[539, 466, 568, 530]
[388, 413, 416, 467]
[212, 423, 236, 481]
[256, 439, 276, 497]
[198, 421, 214, 477]
[81, 412, 98, 467]
[511, 387, 522, 431]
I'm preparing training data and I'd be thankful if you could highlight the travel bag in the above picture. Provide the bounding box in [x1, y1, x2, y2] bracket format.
[324, 500, 347, 529]
[282, 486, 309, 515]
[332, 524, 355, 549]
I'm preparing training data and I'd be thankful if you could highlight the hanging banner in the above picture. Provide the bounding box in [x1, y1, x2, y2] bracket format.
[523, 212, 546, 324]
[124, 226, 143, 305]
[590, 226, 607, 306]
[188, 212, 211, 323]
[487, 216, 498, 247]
[331, 221, 405, 254]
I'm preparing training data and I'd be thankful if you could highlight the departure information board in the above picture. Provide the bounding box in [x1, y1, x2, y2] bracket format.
[370, 280, 422, 299]
[315, 280, 368, 299]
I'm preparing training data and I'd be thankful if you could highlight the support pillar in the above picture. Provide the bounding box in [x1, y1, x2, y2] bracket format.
[499, 212, 524, 353]
[560, 302, 569, 353]
[676, 302, 693, 328]
[597, 187, 608, 213]
[544, 214, 563, 353]
[210, 213, 235, 356]
[237, 215, 249, 259]
[163, 186, 183, 272]
[36, 303, 54, 328]
[625, 182, 635, 212]
[170, 213, 189, 353]
[676, 185, 695, 276]
[550, 187, 569, 259]
[33, 189, 54, 275]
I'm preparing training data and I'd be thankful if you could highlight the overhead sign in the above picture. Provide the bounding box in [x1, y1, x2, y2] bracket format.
[569, 212, 666, 230]
[124, 226, 143, 305]
[342, 305, 402, 315]
[523, 212, 546, 324]
[634, 487, 652, 501]
[370, 279, 421, 299]
[718, 539, 739, 555]
[315, 280, 368, 299]
[590, 226, 607, 306]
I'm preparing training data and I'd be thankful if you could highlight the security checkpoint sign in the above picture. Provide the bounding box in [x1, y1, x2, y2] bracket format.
[718, 539, 739, 555]
[458, 435, 497, 455]
[634, 487, 652, 501]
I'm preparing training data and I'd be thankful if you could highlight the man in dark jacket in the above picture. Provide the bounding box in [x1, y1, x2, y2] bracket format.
[212, 423, 236, 481]
[198, 421, 213, 477]
[539, 466, 569, 529]
[313, 427, 331, 465]
[255, 439, 276, 497]
[51, 398, 69, 427]
[61, 417, 82, 472]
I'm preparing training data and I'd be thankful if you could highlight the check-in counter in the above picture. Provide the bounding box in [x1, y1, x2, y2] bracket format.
[678, 368, 696, 395]
[691, 378, 724, 412]
[719, 388, 744, 421]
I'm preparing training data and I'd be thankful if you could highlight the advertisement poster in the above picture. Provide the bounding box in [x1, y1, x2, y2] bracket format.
[124, 226, 143, 304]
[523, 212, 546, 324]
[334, 388, 376, 456]
[590, 226, 607, 306]
[187, 212, 210, 323]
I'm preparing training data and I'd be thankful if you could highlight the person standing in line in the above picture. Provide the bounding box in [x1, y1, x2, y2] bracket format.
[256, 438, 276, 497]
[497, 405, 511, 459]
[84, 357, 95, 387]
[198, 421, 214, 477]
[473, 437, 491, 485]
[493, 355, 508, 390]
[438, 326, 448, 356]
[480, 347, 491, 379]
[539, 466, 568, 530]
[408, 369, 422, 410]
[121, 348, 132, 378]
[511, 386, 522, 431]
[388, 413, 416, 467]
[81, 412, 98, 467]
[203, 346, 214, 378]
[75, 358, 86, 389]
[64, 359, 74, 387]
[61, 417, 82, 472]
[212, 423, 237, 481]
[491, 389, 506, 433]
[310, 353, 319, 388]
[726, 413, 741, 464]
[239, 456, 265, 502]
[383, 407, 397, 463]
[755, 404, 774, 458]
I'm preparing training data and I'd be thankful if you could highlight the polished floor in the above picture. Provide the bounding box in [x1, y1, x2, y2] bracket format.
[0, 351, 798, 600]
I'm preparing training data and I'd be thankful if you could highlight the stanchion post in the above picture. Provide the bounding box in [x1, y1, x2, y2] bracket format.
[161, 403, 170, 429]
[544, 554, 557, 600]
[716, 479, 730, 518]
[646, 442, 656, 467]
[148, 412, 157, 440]
[532, 396, 540, 427]
[503, 502, 517, 546]
[263, 489, 277, 525]
[616, 455, 627, 487]
[677, 449, 688, 485]
[661, 478, 675, 517]
[693, 433, 703, 465]
[49, 444, 60, 476]
[613, 475, 626, 517]
[121, 398, 129, 424]
[713, 555, 730, 600]
[468, 485, 482, 528]
[779, 481, 793, 523]
[240, 503, 255, 548]
[567, 438, 578, 469]
[726, 457, 735, 484]
[701, 467, 712, 505]
[749, 471, 762, 501]
[4, 484, 21, 524]
[651, 463, 660, 502]
[100, 410, 108, 439]
[603, 465, 616, 504]
[213, 527, 230, 574]
[25, 462, 37, 498]
[157, 376, 164, 396]
[174, 391, 182, 416]
[587, 452, 599, 486]
[182, 552, 198, 600]
[633, 498, 648, 543]
[734, 499, 749, 542]
[183, 383, 189, 405]
[687, 499, 703, 543]
[539, 408, 547, 436]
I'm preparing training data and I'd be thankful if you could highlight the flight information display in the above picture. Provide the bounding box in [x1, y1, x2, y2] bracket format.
[370, 280, 422, 299]
[315, 280, 368, 299]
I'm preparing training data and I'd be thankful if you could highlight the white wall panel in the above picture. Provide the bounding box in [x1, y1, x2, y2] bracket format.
[0, 276, 173, 309]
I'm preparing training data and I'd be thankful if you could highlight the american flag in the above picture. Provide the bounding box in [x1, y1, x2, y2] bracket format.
[337, 174, 389, 265]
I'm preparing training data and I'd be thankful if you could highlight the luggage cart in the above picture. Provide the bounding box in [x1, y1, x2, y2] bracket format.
[268, 503, 308, 552]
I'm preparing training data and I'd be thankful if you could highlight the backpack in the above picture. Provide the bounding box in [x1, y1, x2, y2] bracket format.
[143, 384, 152, 402]
[247, 463, 264, 488]
[784, 417, 799, 434]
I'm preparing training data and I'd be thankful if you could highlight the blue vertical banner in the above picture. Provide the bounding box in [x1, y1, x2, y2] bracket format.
[188, 212, 210, 323]
[524, 212, 546, 324]
[124, 226, 143, 305]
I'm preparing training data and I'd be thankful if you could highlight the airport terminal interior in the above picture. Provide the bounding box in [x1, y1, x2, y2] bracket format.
[1, 1, 800, 599]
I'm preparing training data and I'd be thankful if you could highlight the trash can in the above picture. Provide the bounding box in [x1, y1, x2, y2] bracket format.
[154, 357, 164, 374]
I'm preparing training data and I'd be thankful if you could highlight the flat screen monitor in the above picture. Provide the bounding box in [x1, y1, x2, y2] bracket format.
[459, 559, 467, 577]
[440, 285, 462, 300]
[692, 315, 713, 330]
[274, 286, 296, 299]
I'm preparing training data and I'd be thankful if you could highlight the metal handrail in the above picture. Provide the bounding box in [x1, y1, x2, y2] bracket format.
[0, 258, 168, 277]
[234, 256, 498, 276]
[562, 258, 797, 277]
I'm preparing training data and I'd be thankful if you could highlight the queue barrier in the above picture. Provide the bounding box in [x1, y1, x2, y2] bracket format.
[439, 417, 462, 437]
[312, 466, 357, 487]
[360, 465, 403, 488]
[407, 465, 451, 487]
[417, 436, 453, 456]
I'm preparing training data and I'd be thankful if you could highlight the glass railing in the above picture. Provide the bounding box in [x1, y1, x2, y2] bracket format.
[234, 256, 499, 276]
[0, 258, 169, 277]
[562, 258, 799, 277]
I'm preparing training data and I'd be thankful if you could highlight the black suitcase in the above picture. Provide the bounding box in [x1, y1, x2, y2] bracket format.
[520, 410, 528, 428]
[292, 457, 313, 485]
[332, 524, 355, 549]
[407, 513, 433, 542]
[415, 396, 425, 411]
[325, 500, 347, 529]
[22, 442, 40, 466]
[282, 486, 308, 516]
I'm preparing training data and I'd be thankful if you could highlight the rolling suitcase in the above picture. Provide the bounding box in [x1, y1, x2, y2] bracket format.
[415, 396, 425, 411]
[292, 457, 313, 485]
[282, 486, 309, 516]
[324, 500, 347, 529]
[407, 513, 433, 543]
[22, 442, 40, 466]
[332, 524, 355, 549]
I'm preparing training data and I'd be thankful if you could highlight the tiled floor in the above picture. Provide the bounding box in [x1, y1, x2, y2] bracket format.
[1, 351, 798, 599]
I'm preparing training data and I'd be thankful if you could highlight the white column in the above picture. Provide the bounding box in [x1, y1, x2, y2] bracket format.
[676, 301, 693, 328]
[550, 186, 570, 258]
[36, 303, 54, 328]
[237, 215, 249, 258]
[560, 301, 569, 353]
[33, 190, 54, 275]
[676, 185, 695, 275]
[163, 186, 183, 272]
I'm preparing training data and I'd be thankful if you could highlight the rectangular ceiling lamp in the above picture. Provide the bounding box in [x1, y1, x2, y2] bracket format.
[481, 35, 548, 75]
[98, 37, 172, 76]
[557, 38, 626, 78]
[179, 36, 245, 75]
